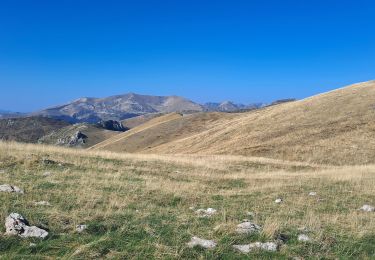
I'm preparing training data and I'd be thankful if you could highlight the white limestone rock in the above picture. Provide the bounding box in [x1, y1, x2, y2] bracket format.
[187, 236, 217, 249]
[233, 242, 278, 253]
[0, 184, 24, 194]
[236, 221, 261, 234]
[275, 198, 283, 204]
[360, 205, 375, 212]
[5, 213, 48, 239]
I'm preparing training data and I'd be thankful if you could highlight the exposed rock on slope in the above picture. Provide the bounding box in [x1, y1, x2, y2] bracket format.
[5, 213, 48, 239]
[39, 123, 120, 148]
[96, 120, 128, 132]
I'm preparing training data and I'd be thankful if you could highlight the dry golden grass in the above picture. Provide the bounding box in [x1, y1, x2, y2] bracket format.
[1, 141, 375, 258]
[91, 80, 375, 165]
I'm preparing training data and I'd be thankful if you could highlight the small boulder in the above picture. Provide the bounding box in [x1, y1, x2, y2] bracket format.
[236, 221, 261, 234]
[298, 234, 311, 242]
[5, 213, 48, 239]
[360, 205, 375, 212]
[233, 242, 278, 253]
[187, 236, 217, 249]
[275, 198, 283, 204]
[309, 192, 317, 196]
[195, 208, 217, 218]
[76, 224, 88, 233]
[0, 184, 24, 194]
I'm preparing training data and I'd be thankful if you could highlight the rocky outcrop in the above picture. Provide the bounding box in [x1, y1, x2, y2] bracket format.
[56, 131, 87, 147]
[96, 120, 128, 132]
[5, 213, 48, 239]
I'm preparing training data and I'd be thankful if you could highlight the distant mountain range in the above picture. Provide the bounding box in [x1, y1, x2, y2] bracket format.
[28, 93, 265, 123]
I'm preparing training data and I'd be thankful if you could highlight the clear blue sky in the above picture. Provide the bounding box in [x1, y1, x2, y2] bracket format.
[1, 0, 374, 112]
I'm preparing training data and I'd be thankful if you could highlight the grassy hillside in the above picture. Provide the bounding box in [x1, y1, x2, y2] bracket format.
[39, 123, 120, 148]
[0, 117, 70, 143]
[89, 113, 185, 151]
[90, 112, 235, 153]
[121, 113, 164, 129]
[0, 142, 374, 258]
[92, 81, 375, 165]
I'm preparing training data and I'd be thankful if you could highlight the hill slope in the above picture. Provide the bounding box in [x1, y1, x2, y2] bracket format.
[39, 123, 120, 148]
[0, 117, 70, 143]
[93, 80, 375, 165]
[33, 93, 203, 123]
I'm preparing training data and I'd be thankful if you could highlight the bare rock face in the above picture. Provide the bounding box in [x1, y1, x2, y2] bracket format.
[187, 236, 217, 249]
[0, 184, 24, 194]
[233, 242, 278, 253]
[195, 208, 217, 218]
[96, 120, 128, 132]
[360, 205, 375, 212]
[236, 221, 261, 234]
[5, 213, 48, 239]
[57, 131, 87, 147]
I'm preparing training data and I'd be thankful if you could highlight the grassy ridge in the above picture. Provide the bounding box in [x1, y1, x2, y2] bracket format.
[0, 142, 374, 258]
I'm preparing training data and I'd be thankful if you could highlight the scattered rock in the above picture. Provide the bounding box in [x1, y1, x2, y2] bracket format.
[298, 234, 311, 242]
[236, 221, 261, 234]
[43, 171, 52, 177]
[309, 192, 317, 196]
[34, 201, 51, 206]
[0, 184, 24, 194]
[233, 242, 278, 253]
[5, 213, 48, 239]
[29, 243, 37, 247]
[275, 198, 283, 204]
[187, 236, 217, 249]
[360, 205, 375, 212]
[189, 206, 195, 210]
[76, 224, 88, 233]
[195, 208, 217, 218]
